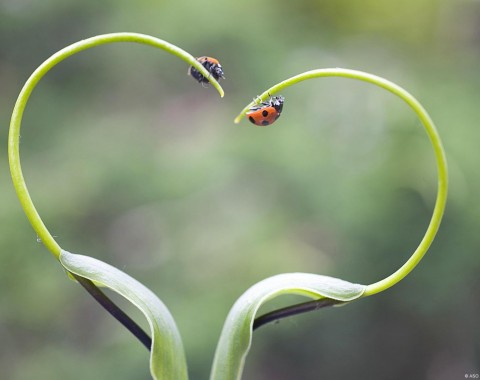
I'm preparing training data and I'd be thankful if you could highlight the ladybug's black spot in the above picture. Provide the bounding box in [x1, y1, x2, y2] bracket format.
[262, 110, 269, 117]
[262, 120, 270, 126]
[249, 116, 256, 124]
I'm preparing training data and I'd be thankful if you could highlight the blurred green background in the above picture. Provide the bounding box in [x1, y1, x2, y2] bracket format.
[1, 0, 479, 379]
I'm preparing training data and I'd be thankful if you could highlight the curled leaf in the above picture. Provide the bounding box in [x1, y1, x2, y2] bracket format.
[210, 273, 365, 380]
[60, 250, 188, 380]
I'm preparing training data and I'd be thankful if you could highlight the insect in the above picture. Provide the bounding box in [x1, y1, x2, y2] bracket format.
[246, 95, 285, 126]
[188, 56, 225, 84]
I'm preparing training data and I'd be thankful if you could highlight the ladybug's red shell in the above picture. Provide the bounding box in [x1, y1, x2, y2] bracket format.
[197, 56, 220, 65]
[247, 106, 281, 126]
[246, 96, 285, 126]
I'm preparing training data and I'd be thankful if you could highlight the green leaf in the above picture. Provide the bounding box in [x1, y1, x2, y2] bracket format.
[59, 250, 188, 380]
[210, 273, 366, 380]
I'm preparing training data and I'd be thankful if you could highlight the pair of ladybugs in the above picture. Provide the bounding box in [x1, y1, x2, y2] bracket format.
[188, 56, 285, 126]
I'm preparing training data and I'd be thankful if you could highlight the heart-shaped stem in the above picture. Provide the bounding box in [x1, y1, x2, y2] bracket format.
[8, 32, 224, 357]
[235, 68, 448, 297]
[9, 32, 224, 261]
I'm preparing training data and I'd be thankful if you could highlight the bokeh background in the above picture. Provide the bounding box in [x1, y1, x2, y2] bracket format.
[1, 0, 479, 379]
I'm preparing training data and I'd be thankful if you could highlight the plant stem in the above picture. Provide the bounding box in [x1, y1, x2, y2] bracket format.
[8, 32, 224, 261]
[8, 33, 224, 362]
[73, 273, 152, 350]
[235, 68, 448, 297]
[253, 298, 343, 330]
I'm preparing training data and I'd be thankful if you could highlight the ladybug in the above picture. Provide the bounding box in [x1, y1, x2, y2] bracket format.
[246, 96, 285, 126]
[188, 56, 225, 84]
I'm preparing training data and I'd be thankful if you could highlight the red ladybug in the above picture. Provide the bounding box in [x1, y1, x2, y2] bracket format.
[246, 96, 285, 126]
[188, 56, 225, 84]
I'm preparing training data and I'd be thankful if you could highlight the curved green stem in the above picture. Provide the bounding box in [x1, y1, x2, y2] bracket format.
[235, 68, 448, 296]
[9, 32, 224, 260]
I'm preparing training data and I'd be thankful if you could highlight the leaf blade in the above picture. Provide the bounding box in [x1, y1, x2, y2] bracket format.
[210, 273, 366, 380]
[60, 250, 188, 380]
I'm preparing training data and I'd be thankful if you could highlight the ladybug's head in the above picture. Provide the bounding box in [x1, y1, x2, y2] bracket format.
[270, 96, 285, 113]
[209, 62, 225, 81]
[201, 57, 225, 81]
[189, 56, 225, 84]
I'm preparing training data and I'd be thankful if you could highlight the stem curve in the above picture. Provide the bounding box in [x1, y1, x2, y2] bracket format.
[8, 32, 224, 260]
[235, 68, 448, 296]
